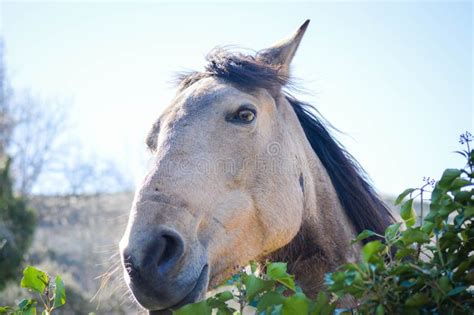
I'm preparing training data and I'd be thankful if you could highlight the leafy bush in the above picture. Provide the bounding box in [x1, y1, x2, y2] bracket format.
[0, 266, 67, 315]
[324, 131, 474, 314]
[0, 158, 36, 290]
[175, 132, 474, 315]
[175, 261, 336, 315]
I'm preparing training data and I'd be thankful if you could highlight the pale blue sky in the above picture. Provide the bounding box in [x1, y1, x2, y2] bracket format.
[1, 1, 472, 195]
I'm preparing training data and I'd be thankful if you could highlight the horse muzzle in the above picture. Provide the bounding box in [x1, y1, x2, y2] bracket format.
[120, 226, 209, 311]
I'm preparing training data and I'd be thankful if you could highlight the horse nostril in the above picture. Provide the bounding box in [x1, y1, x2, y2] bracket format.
[144, 229, 184, 273]
[123, 254, 140, 278]
[158, 234, 179, 267]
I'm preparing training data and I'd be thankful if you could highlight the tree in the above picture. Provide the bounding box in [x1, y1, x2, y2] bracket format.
[0, 39, 13, 159]
[0, 39, 36, 291]
[61, 157, 131, 196]
[7, 92, 69, 195]
[1, 38, 131, 196]
[0, 158, 36, 290]
[0, 38, 69, 195]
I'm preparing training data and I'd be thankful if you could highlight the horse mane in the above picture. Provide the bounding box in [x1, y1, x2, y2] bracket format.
[287, 97, 395, 235]
[178, 48, 395, 236]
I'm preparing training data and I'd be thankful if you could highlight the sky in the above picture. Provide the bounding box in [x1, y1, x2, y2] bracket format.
[1, 1, 472, 196]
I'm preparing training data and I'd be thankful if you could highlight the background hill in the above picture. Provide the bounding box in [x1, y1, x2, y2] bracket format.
[0, 193, 141, 314]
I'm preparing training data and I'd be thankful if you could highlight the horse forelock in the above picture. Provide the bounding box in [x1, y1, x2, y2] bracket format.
[176, 48, 289, 92]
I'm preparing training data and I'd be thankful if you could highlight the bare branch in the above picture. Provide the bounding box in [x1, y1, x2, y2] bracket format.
[7, 91, 69, 195]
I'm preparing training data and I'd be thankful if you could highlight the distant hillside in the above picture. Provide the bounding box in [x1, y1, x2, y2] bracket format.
[1, 192, 142, 314]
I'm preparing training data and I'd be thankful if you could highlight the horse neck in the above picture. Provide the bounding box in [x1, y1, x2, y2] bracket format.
[300, 138, 361, 262]
[268, 96, 361, 296]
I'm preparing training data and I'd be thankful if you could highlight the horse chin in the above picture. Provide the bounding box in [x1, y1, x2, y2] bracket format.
[133, 264, 209, 313]
[166, 264, 209, 310]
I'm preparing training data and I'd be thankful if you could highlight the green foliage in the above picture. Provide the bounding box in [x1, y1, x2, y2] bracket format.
[176, 132, 474, 314]
[20, 266, 49, 294]
[0, 266, 67, 314]
[173, 261, 336, 315]
[325, 131, 474, 314]
[0, 158, 36, 290]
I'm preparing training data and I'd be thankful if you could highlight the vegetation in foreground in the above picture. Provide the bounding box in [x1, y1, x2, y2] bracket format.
[0, 266, 66, 315]
[1, 132, 473, 314]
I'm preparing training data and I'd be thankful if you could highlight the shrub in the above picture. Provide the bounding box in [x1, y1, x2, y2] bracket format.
[324, 132, 474, 314]
[0, 266, 67, 315]
[175, 261, 336, 315]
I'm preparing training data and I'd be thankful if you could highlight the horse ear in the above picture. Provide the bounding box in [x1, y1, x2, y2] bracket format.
[258, 19, 310, 78]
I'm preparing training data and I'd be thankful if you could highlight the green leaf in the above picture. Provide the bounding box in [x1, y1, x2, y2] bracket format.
[421, 221, 434, 234]
[276, 276, 296, 291]
[384, 222, 402, 241]
[395, 247, 416, 260]
[351, 230, 376, 245]
[53, 276, 66, 309]
[454, 190, 473, 203]
[21, 266, 49, 294]
[401, 228, 430, 245]
[215, 291, 233, 302]
[431, 186, 443, 204]
[311, 292, 336, 315]
[465, 206, 474, 218]
[438, 169, 461, 189]
[173, 300, 211, 315]
[256, 291, 286, 313]
[314, 291, 328, 307]
[400, 280, 415, 288]
[244, 275, 274, 301]
[400, 199, 416, 227]
[438, 276, 452, 294]
[405, 293, 429, 307]
[311, 292, 330, 315]
[282, 293, 309, 315]
[0, 306, 13, 314]
[18, 299, 37, 315]
[391, 263, 414, 275]
[395, 188, 416, 205]
[450, 178, 471, 190]
[216, 308, 234, 315]
[266, 262, 288, 280]
[424, 209, 438, 223]
[361, 240, 384, 262]
[18, 299, 31, 309]
[326, 271, 346, 292]
[376, 304, 385, 315]
[447, 286, 467, 296]
[264, 263, 296, 291]
[207, 292, 235, 314]
[25, 307, 37, 315]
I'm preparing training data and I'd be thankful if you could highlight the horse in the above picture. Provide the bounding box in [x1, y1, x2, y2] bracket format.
[119, 20, 395, 314]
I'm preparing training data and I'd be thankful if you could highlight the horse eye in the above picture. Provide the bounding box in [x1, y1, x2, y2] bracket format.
[236, 108, 256, 123]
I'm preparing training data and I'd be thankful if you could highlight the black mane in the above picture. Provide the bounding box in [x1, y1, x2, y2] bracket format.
[287, 97, 395, 235]
[177, 48, 288, 92]
[179, 48, 394, 236]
